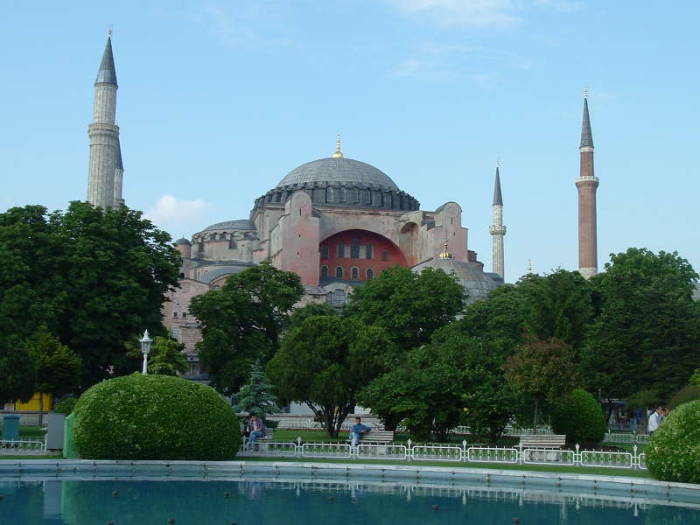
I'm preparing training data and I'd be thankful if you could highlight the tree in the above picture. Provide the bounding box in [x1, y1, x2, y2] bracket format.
[233, 361, 279, 419]
[0, 335, 36, 405]
[360, 327, 521, 442]
[581, 248, 700, 404]
[0, 203, 181, 388]
[691, 369, 700, 389]
[504, 338, 579, 427]
[26, 326, 82, 424]
[344, 266, 465, 351]
[146, 336, 188, 376]
[288, 302, 337, 329]
[517, 269, 594, 350]
[190, 263, 304, 395]
[267, 316, 390, 437]
[358, 343, 464, 440]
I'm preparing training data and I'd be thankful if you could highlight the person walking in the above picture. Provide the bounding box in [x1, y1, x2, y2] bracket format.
[647, 407, 663, 435]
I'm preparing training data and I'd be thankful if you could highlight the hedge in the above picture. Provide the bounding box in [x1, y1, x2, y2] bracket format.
[646, 399, 700, 483]
[73, 373, 240, 460]
[551, 388, 606, 445]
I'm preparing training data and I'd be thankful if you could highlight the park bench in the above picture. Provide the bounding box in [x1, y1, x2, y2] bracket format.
[517, 434, 567, 462]
[348, 430, 395, 445]
[517, 434, 566, 449]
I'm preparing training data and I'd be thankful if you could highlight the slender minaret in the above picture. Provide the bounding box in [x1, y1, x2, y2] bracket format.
[87, 33, 121, 209]
[576, 91, 599, 278]
[113, 136, 125, 207]
[489, 163, 506, 279]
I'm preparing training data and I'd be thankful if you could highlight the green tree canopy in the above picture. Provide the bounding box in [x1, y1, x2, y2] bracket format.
[344, 266, 465, 351]
[517, 270, 594, 350]
[504, 337, 579, 426]
[360, 326, 521, 442]
[0, 202, 181, 388]
[233, 361, 279, 418]
[146, 336, 188, 376]
[0, 335, 36, 405]
[267, 315, 391, 437]
[27, 326, 82, 399]
[581, 248, 700, 401]
[190, 263, 304, 395]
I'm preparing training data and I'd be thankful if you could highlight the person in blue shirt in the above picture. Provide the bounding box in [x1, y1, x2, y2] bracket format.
[350, 417, 371, 446]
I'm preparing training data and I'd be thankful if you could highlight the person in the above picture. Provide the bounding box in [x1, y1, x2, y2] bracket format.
[246, 414, 266, 449]
[647, 406, 663, 435]
[350, 417, 371, 447]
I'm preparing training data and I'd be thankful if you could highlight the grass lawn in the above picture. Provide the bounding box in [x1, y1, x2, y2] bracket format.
[240, 456, 652, 478]
[0, 425, 46, 440]
[271, 429, 509, 446]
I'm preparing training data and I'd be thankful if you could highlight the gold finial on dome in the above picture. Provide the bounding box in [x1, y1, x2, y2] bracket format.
[439, 241, 453, 259]
[332, 133, 343, 158]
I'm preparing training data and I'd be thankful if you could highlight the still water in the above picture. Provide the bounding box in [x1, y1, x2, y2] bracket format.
[1, 478, 698, 525]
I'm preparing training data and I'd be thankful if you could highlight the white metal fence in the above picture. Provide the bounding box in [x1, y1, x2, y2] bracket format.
[238, 439, 648, 470]
[0, 439, 47, 455]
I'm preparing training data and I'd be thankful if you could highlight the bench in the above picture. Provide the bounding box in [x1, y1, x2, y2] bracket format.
[517, 434, 566, 449]
[348, 430, 394, 445]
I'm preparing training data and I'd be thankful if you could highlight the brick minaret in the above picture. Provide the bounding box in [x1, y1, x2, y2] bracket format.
[576, 93, 599, 279]
[489, 163, 506, 279]
[87, 34, 122, 208]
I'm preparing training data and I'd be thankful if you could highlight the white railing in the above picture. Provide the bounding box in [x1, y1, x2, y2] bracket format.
[0, 439, 47, 455]
[602, 432, 649, 444]
[239, 440, 648, 470]
[466, 446, 519, 464]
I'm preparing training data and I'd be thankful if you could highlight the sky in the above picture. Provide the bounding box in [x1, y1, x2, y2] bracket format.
[2, 0, 699, 282]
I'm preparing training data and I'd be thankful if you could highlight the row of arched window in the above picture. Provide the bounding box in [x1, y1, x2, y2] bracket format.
[320, 265, 374, 281]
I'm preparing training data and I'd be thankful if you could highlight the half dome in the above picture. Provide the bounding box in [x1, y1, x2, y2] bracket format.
[277, 157, 399, 191]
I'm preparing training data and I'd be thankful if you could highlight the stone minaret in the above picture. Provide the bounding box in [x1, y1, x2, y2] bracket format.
[489, 164, 506, 279]
[576, 92, 599, 279]
[87, 35, 121, 208]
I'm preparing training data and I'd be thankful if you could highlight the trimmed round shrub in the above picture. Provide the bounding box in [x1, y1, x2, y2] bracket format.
[74, 373, 240, 460]
[646, 399, 700, 483]
[551, 388, 606, 445]
[54, 397, 78, 415]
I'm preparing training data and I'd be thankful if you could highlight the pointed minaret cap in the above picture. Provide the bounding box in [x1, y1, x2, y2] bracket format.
[580, 90, 593, 149]
[96, 35, 118, 86]
[332, 133, 343, 158]
[493, 163, 503, 206]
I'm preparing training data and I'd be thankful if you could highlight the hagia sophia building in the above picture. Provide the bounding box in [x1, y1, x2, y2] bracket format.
[86, 37, 598, 371]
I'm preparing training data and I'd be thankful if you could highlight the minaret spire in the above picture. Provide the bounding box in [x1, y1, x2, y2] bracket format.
[489, 161, 506, 280]
[576, 90, 599, 279]
[87, 34, 122, 208]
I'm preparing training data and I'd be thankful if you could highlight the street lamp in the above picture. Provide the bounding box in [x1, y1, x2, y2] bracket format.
[140, 330, 152, 375]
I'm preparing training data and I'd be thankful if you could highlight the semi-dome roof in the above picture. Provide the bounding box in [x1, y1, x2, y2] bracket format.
[202, 219, 256, 232]
[276, 157, 399, 191]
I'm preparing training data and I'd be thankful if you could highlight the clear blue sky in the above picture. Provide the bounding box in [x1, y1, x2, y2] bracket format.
[2, 1, 699, 282]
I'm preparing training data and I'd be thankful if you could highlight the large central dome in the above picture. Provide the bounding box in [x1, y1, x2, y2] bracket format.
[276, 157, 399, 191]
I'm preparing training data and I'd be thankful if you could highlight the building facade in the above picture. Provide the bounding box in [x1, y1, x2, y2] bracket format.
[164, 139, 504, 362]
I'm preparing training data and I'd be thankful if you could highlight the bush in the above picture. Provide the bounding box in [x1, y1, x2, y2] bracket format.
[551, 389, 606, 445]
[668, 384, 700, 410]
[54, 397, 78, 415]
[646, 399, 700, 483]
[74, 373, 240, 460]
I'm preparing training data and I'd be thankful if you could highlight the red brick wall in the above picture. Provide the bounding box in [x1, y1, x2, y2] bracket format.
[319, 229, 407, 282]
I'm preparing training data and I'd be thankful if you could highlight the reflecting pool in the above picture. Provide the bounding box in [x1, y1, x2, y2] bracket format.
[1, 478, 699, 525]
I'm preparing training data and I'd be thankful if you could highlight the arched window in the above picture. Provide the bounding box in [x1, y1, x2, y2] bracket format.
[366, 268, 374, 280]
[351, 267, 359, 280]
[335, 266, 344, 279]
[229, 238, 237, 249]
[321, 265, 329, 280]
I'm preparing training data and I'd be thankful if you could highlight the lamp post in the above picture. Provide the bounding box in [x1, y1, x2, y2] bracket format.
[140, 330, 152, 375]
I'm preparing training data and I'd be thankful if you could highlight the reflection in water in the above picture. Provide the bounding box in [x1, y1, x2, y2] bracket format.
[0, 477, 698, 525]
